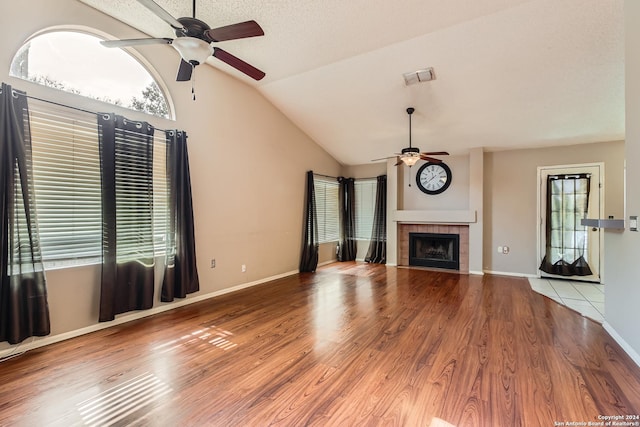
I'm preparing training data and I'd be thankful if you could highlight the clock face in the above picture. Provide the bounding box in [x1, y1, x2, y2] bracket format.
[416, 162, 452, 195]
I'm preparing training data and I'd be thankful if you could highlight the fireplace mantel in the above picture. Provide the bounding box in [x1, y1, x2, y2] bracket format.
[393, 209, 477, 224]
[385, 148, 483, 273]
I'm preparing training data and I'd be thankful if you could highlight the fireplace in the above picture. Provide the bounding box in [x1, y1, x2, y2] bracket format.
[409, 232, 460, 270]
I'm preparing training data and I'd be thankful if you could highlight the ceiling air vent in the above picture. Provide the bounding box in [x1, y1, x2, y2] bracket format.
[403, 67, 436, 86]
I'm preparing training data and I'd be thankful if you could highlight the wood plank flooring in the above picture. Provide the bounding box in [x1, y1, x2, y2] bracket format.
[1, 262, 640, 426]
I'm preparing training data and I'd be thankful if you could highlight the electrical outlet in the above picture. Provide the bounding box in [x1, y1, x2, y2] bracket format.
[241, 264, 246, 273]
[502, 246, 510, 254]
[210, 259, 216, 268]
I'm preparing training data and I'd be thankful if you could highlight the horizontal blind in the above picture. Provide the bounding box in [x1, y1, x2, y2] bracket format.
[28, 102, 169, 267]
[314, 176, 339, 243]
[29, 105, 102, 266]
[112, 125, 155, 263]
[152, 134, 168, 256]
[354, 179, 377, 240]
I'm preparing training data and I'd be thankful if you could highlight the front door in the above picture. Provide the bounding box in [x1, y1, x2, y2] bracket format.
[538, 164, 602, 283]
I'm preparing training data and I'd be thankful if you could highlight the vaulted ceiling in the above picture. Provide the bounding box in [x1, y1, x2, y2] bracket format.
[79, 0, 624, 165]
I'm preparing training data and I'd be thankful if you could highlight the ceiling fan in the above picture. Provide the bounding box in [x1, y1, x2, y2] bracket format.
[100, 0, 265, 82]
[372, 107, 449, 166]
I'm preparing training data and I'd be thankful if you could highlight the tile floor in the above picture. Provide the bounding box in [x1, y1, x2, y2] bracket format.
[528, 277, 605, 323]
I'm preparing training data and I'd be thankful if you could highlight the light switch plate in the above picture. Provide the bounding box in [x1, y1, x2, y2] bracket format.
[630, 215, 638, 232]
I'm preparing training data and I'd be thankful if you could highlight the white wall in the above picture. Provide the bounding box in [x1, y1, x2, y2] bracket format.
[603, 1, 640, 363]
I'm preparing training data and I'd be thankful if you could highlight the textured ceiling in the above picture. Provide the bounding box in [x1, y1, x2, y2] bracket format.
[79, 0, 624, 165]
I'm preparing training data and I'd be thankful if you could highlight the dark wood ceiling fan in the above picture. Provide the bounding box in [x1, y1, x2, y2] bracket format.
[372, 107, 449, 166]
[101, 0, 265, 82]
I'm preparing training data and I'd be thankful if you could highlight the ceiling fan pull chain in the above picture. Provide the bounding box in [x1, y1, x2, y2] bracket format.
[192, 64, 196, 100]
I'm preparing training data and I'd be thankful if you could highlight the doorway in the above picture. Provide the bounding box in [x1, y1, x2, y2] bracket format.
[537, 164, 603, 283]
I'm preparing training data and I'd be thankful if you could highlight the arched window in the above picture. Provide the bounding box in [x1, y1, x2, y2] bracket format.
[10, 29, 172, 119]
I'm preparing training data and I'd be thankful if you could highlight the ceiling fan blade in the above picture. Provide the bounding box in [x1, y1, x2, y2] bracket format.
[101, 38, 172, 48]
[420, 155, 443, 163]
[421, 151, 449, 156]
[176, 59, 193, 81]
[370, 156, 396, 162]
[137, 0, 185, 31]
[205, 20, 264, 42]
[212, 48, 265, 80]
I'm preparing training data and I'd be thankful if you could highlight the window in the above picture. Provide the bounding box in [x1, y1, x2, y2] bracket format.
[30, 104, 102, 267]
[314, 176, 339, 243]
[354, 179, 377, 240]
[10, 30, 172, 119]
[540, 174, 592, 276]
[28, 101, 168, 268]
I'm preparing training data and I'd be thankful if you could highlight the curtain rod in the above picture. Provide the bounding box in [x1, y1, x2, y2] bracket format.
[313, 173, 383, 181]
[25, 94, 172, 133]
[313, 173, 338, 179]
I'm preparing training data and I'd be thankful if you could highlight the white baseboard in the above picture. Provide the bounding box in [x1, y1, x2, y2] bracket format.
[603, 321, 640, 368]
[0, 269, 299, 358]
[483, 270, 538, 278]
[468, 270, 485, 276]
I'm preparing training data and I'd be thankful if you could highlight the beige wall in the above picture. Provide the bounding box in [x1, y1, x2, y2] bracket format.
[483, 140, 625, 276]
[401, 155, 470, 211]
[604, 0, 640, 362]
[1, 0, 340, 348]
[342, 162, 386, 180]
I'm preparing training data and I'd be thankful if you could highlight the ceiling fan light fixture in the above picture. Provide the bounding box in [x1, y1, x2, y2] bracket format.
[401, 152, 420, 166]
[171, 37, 213, 65]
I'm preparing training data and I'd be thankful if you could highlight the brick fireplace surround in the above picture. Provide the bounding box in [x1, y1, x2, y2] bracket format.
[398, 223, 470, 273]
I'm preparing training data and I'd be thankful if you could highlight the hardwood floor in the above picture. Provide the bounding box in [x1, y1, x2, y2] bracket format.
[1, 262, 640, 426]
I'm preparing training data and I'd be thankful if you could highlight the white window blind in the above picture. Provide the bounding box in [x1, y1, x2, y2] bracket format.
[354, 179, 377, 240]
[28, 102, 168, 268]
[30, 105, 103, 267]
[313, 176, 339, 243]
[152, 136, 168, 256]
[111, 125, 156, 263]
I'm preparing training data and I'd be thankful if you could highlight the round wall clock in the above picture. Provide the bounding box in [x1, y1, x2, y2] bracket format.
[416, 162, 452, 195]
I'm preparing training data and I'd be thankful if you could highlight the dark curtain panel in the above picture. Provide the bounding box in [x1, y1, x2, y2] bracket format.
[161, 130, 199, 302]
[299, 171, 319, 272]
[98, 113, 155, 322]
[539, 173, 593, 276]
[365, 175, 387, 264]
[337, 177, 356, 261]
[0, 83, 50, 344]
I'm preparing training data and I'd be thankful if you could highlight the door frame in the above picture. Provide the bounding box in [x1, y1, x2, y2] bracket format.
[536, 162, 605, 282]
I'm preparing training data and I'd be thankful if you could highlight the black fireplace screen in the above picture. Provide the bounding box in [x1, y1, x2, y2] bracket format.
[409, 233, 460, 270]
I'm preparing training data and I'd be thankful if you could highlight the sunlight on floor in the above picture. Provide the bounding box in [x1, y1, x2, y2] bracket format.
[528, 277, 604, 323]
[430, 417, 457, 427]
[152, 325, 238, 353]
[76, 372, 172, 426]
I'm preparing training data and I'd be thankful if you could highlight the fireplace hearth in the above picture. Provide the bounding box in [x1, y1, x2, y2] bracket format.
[409, 232, 460, 270]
